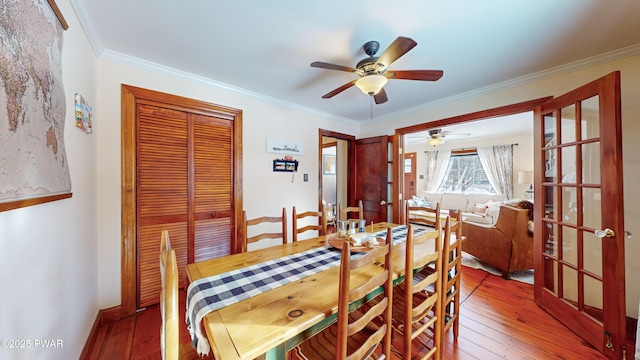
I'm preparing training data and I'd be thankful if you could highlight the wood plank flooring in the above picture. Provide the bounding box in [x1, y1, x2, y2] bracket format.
[86, 266, 622, 359]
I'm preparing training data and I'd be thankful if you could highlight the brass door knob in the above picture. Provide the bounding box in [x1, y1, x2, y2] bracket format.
[594, 228, 615, 238]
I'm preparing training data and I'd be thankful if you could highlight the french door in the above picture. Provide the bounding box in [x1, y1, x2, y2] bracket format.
[533, 72, 626, 359]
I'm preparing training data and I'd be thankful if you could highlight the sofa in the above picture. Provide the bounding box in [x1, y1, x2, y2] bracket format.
[461, 203, 534, 278]
[410, 191, 510, 226]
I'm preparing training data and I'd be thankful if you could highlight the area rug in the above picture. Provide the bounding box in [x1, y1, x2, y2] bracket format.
[461, 252, 533, 285]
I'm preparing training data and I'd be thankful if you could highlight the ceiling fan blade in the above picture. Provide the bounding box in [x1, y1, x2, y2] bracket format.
[310, 61, 357, 73]
[321, 80, 357, 99]
[373, 36, 417, 69]
[385, 70, 444, 81]
[443, 132, 472, 138]
[374, 88, 388, 104]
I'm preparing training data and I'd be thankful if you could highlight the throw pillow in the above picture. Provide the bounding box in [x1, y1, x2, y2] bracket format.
[473, 202, 488, 216]
[411, 195, 431, 208]
[485, 199, 504, 223]
[518, 200, 534, 220]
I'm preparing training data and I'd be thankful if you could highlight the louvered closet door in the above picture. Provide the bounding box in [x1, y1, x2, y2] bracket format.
[137, 104, 189, 307]
[137, 107, 237, 307]
[192, 114, 233, 261]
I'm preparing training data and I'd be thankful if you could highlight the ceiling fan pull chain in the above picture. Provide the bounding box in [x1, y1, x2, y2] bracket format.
[370, 95, 374, 121]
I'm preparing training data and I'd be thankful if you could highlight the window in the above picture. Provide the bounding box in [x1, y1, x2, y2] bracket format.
[404, 158, 412, 173]
[437, 152, 495, 193]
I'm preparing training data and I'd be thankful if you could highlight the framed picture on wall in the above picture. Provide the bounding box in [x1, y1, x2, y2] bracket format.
[323, 154, 336, 175]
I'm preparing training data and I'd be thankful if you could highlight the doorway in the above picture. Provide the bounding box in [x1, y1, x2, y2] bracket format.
[318, 129, 355, 225]
[395, 90, 626, 359]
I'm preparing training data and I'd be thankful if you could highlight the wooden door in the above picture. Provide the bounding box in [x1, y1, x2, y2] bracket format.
[352, 136, 389, 223]
[192, 114, 233, 262]
[404, 152, 416, 201]
[121, 85, 242, 314]
[533, 72, 625, 359]
[137, 104, 190, 308]
[136, 110, 237, 308]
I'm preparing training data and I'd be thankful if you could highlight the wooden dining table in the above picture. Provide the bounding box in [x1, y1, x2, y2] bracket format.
[185, 222, 438, 360]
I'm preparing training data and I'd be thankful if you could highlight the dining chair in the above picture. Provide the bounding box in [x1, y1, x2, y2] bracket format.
[406, 201, 442, 280]
[412, 208, 462, 341]
[441, 210, 463, 340]
[390, 223, 443, 359]
[324, 204, 336, 226]
[241, 207, 288, 252]
[159, 230, 179, 360]
[292, 206, 327, 242]
[406, 200, 441, 228]
[294, 228, 394, 359]
[338, 200, 364, 220]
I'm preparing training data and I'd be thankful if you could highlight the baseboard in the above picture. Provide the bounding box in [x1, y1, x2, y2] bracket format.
[628, 315, 638, 344]
[101, 305, 122, 324]
[79, 305, 122, 360]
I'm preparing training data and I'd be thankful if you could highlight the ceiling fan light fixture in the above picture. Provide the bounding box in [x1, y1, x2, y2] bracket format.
[355, 74, 388, 95]
[427, 137, 443, 146]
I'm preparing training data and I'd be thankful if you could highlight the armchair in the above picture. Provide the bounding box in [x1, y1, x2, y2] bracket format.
[461, 204, 533, 279]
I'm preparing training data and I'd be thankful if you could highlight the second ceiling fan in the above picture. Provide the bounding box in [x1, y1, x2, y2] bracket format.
[311, 36, 443, 104]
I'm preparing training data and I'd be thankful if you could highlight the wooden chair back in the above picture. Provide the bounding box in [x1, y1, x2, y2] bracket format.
[293, 228, 394, 359]
[394, 223, 443, 359]
[292, 206, 326, 242]
[336, 227, 394, 359]
[159, 230, 179, 360]
[442, 210, 463, 339]
[406, 201, 441, 229]
[241, 207, 288, 252]
[338, 200, 364, 220]
[324, 203, 336, 227]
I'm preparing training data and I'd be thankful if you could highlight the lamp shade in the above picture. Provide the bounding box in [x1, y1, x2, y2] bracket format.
[427, 137, 443, 146]
[355, 74, 388, 95]
[518, 171, 534, 184]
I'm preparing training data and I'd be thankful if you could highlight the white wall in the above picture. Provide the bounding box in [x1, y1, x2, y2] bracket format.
[95, 59, 359, 307]
[363, 55, 640, 317]
[0, 0, 98, 358]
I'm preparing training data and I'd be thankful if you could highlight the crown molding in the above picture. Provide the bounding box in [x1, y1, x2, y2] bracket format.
[374, 42, 640, 123]
[69, 0, 640, 125]
[98, 49, 358, 126]
[70, 0, 104, 56]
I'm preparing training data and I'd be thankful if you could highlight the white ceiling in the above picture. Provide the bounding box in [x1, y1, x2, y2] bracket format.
[74, 0, 640, 123]
[405, 112, 533, 147]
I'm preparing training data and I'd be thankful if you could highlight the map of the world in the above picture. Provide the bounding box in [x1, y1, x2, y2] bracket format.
[0, 0, 70, 207]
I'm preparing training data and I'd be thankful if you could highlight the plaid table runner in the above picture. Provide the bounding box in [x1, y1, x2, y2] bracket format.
[373, 224, 431, 244]
[186, 224, 430, 355]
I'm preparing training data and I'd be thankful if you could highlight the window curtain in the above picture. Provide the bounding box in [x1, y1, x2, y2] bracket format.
[477, 145, 514, 198]
[425, 149, 451, 192]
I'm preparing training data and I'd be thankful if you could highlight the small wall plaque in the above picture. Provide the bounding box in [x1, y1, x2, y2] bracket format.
[266, 138, 304, 155]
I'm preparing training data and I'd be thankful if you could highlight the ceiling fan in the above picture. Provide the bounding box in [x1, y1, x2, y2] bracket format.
[310, 36, 443, 104]
[409, 128, 471, 146]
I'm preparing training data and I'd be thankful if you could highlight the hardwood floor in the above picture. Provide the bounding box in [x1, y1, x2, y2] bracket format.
[86, 266, 617, 359]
